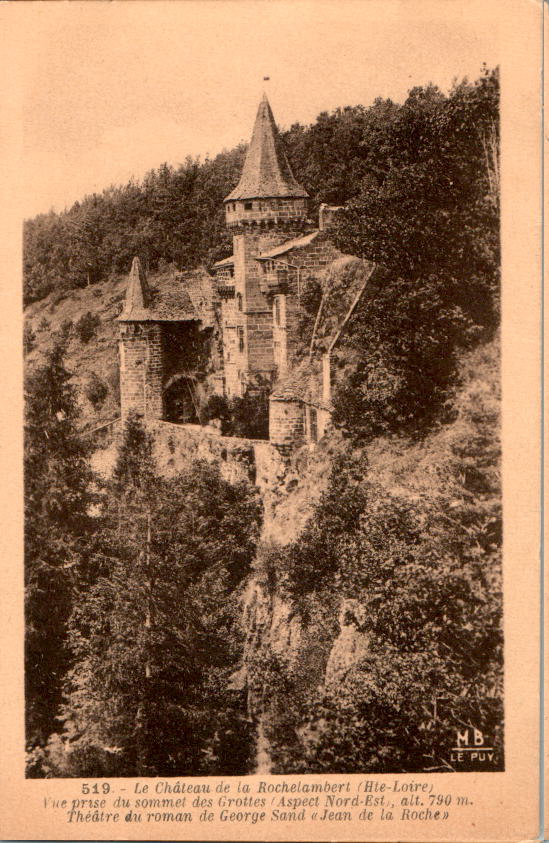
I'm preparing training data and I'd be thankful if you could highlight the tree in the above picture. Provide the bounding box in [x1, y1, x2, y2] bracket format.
[75, 311, 101, 344]
[25, 339, 94, 749]
[260, 342, 503, 774]
[56, 415, 261, 776]
[331, 68, 500, 440]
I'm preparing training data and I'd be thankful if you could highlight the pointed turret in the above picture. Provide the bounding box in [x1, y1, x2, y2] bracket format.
[118, 256, 151, 321]
[225, 95, 308, 202]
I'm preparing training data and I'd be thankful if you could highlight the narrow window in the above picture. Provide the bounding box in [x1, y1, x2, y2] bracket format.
[309, 407, 318, 443]
[237, 292, 243, 312]
[238, 327, 245, 353]
[274, 294, 285, 328]
[274, 297, 281, 327]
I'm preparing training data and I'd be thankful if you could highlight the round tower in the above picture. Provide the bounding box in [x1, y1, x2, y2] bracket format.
[221, 95, 311, 395]
[224, 94, 309, 231]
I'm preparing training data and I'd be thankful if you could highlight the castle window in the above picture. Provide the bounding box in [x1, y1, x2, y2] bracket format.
[273, 294, 286, 328]
[309, 407, 318, 443]
[237, 292, 243, 311]
[229, 265, 234, 278]
[244, 201, 253, 210]
[238, 327, 245, 353]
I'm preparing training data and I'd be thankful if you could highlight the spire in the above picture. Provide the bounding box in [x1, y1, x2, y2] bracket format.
[118, 257, 152, 320]
[225, 95, 308, 202]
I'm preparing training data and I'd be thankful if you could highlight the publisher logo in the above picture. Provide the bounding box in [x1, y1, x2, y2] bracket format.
[450, 727, 498, 769]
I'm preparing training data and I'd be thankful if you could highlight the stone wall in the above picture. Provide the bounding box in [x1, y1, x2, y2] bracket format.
[148, 421, 286, 496]
[269, 397, 305, 454]
[219, 294, 240, 397]
[119, 323, 163, 419]
[232, 229, 299, 384]
[226, 197, 308, 229]
[260, 232, 343, 370]
[215, 265, 234, 284]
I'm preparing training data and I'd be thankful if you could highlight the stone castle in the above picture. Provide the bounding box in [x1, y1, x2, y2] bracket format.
[118, 94, 376, 453]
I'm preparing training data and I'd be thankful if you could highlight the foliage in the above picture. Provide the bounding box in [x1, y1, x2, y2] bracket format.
[228, 387, 270, 440]
[84, 372, 108, 411]
[23, 323, 36, 355]
[203, 393, 232, 433]
[265, 342, 502, 772]
[24, 339, 95, 746]
[204, 383, 270, 440]
[19, 87, 444, 307]
[75, 311, 101, 344]
[54, 415, 262, 776]
[294, 276, 323, 360]
[331, 67, 499, 440]
[279, 452, 370, 597]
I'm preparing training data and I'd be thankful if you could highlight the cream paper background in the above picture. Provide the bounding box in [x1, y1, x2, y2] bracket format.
[0, 1, 542, 840]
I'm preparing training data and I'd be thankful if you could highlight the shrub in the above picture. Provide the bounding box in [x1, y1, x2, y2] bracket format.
[75, 311, 100, 344]
[58, 319, 73, 339]
[203, 394, 232, 434]
[84, 372, 108, 410]
[203, 387, 270, 440]
[105, 366, 120, 407]
[229, 389, 269, 439]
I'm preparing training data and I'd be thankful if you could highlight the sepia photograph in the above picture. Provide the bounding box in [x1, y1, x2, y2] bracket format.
[0, 0, 543, 838]
[18, 0, 507, 783]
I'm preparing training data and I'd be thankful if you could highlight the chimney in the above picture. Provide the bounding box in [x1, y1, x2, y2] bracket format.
[318, 203, 343, 232]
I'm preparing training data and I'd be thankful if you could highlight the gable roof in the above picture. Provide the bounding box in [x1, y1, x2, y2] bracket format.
[118, 259, 201, 323]
[270, 359, 326, 407]
[256, 230, 320, 261]
[213, 255, 235, 268]
[224, 95, 308, 202]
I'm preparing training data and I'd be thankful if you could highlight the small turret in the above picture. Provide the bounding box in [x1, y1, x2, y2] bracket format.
[224, 95, 309, 229]
[118, 256, 151, 321]
[118, 257, 163, 420]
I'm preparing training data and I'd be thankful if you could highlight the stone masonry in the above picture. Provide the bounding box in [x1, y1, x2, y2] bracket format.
[118, 95, 361, 456]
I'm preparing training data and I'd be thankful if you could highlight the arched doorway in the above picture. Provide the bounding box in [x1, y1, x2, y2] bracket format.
[163, 375, 200, 424]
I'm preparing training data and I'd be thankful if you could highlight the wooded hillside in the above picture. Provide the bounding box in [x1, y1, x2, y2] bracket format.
[23, 68, 497, 307]
[24, 68, 502, 777]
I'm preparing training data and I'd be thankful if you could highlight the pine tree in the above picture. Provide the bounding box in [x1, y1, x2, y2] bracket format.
[57, 414, 261, 777]
[24, 339, 94, 749]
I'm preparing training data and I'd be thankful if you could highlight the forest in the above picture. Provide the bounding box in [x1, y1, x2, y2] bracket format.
[25, 67, 501, 775]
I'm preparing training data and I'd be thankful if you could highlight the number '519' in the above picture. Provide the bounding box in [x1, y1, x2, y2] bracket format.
[81, 783, 111, 794]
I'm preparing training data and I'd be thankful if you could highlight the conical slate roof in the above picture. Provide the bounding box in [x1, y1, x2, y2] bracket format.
[225, 95, 308, 202]
[118, 258, 204, 323]
[118, 256, 152, 321]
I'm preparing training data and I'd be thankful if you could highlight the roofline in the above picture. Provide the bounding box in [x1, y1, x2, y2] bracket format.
[223, 192, 309, 203]
[117, 315, 200, 323]
[255, 230, 320, 260]
[269, 394, 332, 411]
